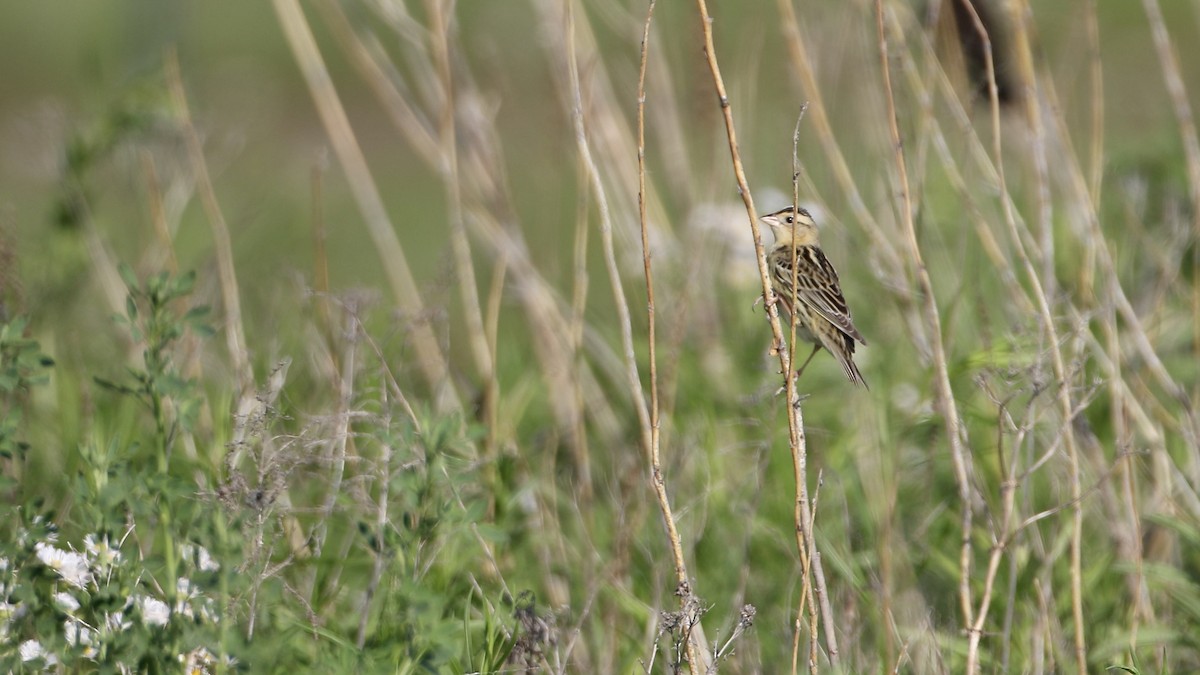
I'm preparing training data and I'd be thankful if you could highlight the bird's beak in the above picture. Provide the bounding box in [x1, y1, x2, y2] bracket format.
[759, 214, 778, 227]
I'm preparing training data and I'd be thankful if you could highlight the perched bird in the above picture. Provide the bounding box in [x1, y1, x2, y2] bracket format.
[761, 206, 867, 388]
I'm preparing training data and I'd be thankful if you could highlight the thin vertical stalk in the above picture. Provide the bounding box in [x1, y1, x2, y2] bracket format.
[1080, 0, 1104, 299]
[568, 171, 593, 498]
[630, 1, 710, 670]
[692, 0, 839, 667]
[872, 0, 975, 666]
[636, 0, 662, 518]
[1140, 0, 1200, 233]
[1140, 0, 1200, 372]
[164, 52, 251, 394]
[1007, 1, 1054, 297]
[422, 0, 499, 448]
[787, 108, 827, 674]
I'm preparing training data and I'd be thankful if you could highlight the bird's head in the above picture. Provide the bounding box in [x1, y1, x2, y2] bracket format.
[760, 206, 819, 246]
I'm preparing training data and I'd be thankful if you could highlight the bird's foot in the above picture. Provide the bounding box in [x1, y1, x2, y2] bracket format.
[773, 384, 811, 404]
[756, 293, 781, 312]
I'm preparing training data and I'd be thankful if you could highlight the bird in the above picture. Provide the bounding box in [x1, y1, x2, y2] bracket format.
[760, 205, 867, 388]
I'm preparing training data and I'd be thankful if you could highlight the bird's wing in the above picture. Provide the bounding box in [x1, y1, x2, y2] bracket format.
[775, 246, 867, 345]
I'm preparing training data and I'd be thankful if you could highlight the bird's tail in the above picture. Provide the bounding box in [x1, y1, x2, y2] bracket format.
[842, 357, 869, 389]
[834, 335, 868, 389]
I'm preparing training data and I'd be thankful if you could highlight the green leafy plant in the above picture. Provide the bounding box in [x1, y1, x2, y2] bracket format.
[0, 317, 54, 494]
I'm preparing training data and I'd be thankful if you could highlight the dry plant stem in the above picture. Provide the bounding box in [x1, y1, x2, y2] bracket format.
[636, 0, 659, 493]
[790, 616, 800, 675]
[872, 0, 975, 662]
[635, 0, 665, 577]
[967, 398, 1019, 668]
[312, 0, 438, 165]
[1141, 0, 1200, 232]
[911, 1, 1170, 455]
[422, 0, 498, 447]
[313, 306, 356, 562]
[569, 168, 593, 498]
[898, 12, 1029, 311]
[138, 151, 179, 275]
[272, 0, 459, 412]
[1036, 50, 1166, 637]
[316, 0, 603, 454]
[396, 0, 601, 450]
[787, 109, 826, 675]
[953, 2, 1086, 669]
[1030, 10, 1162, 637]
[563, 0, 650, 515]
[628, 2, 709, 670]
[165, 52, 252, 394]
[692, 0, 839, 667]
[1006, 1, 1054, 297]
[312, 163, 342, 362]
[1140, 0, 1200, 366]
[1083, 0, 1104, 295]
[809, 484, 838, 671]
[374, 0, 619, 451]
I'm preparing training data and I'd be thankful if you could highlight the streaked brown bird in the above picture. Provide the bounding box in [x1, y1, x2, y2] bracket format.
[761, 206, 867, 388]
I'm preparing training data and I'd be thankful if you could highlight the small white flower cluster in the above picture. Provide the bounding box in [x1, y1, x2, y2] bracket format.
[18, 638, 58, 666]
[2, 530, 234, 672]
[34, 541, 92, 589]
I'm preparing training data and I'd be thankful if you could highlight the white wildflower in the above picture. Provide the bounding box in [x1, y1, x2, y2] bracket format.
[64, 617, 94, 647]
[176, 577, 199, 599]
[53, 591, 81, 614]
[35, 542, 91, 589]
[137, 595, 171, 627]
[174, 578, 199, 618]
[19, 639, 57, 665]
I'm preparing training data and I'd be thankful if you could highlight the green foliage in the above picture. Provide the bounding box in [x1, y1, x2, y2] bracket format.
[0, 268, 540, 672]
[96, 264, 211, 460]
[0, 317, 54, 494]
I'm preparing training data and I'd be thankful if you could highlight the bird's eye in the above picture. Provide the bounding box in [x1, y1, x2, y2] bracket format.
[785, 216, 794, 224]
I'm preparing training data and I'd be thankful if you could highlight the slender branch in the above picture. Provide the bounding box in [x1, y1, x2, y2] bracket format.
[626, 0, 711, 669]
[787, 107, 827, 674]
[636, 0, 661, 523]
[692, 0, 840, 667]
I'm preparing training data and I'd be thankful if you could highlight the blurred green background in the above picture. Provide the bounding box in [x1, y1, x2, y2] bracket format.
[2, 0, 1200, 672]
[3, 1, 1196, 340]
